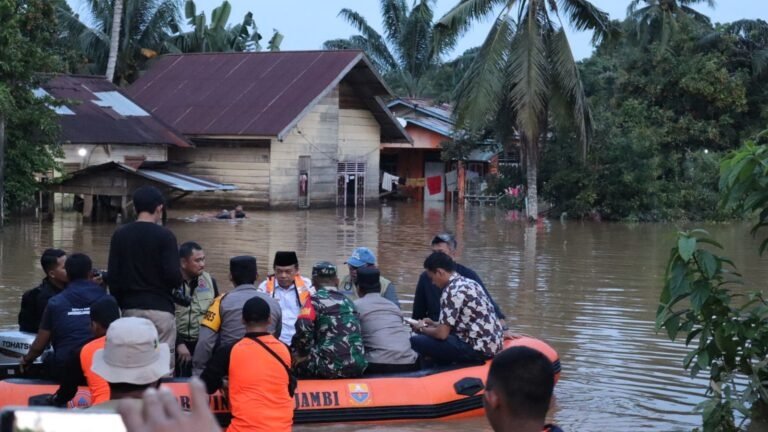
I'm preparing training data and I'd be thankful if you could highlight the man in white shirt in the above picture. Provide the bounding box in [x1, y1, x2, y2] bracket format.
[257, 251, 314, 344]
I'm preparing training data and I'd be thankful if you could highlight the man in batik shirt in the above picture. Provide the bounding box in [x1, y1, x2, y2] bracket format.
[410, 252, 504, 365]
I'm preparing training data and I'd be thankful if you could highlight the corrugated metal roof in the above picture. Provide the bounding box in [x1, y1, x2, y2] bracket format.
[126, 51, 410, 142]
[60, 162, 236, 192]
[41, 75, 191, 147]
[405, 117, 454, 137]
[467, 148, 499, 162]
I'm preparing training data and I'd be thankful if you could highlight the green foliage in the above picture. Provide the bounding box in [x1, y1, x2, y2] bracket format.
[323, 0, 458, 98]
[720, 141, 768, 255]
[0, 0, 63, 211]
[657, 229, 768, 431]
[166, 0, 282, 54]
[543, 16, 763, 221]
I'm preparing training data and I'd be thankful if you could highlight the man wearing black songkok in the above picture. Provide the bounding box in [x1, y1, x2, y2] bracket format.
[257, 251, 314, 344]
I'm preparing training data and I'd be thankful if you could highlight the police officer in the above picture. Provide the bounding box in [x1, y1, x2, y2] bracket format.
[291, 262, 367, 378]
[192, 256, 281, 376]
[175, 242, 219, 377]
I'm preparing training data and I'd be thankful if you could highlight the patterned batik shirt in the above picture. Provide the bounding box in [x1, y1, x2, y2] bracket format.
[291, 286, 368, 378]
[439, 273, 504, 357]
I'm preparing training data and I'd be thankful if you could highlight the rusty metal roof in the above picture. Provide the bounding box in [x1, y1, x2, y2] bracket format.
[126, 51, 410, 142]
[58, 161, 236, 192]
[41, 75, 191, 148]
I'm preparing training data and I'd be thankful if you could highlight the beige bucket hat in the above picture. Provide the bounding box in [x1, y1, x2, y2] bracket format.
[91, 317, 170, 385]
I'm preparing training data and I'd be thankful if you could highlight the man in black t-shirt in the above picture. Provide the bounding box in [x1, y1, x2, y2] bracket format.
[107, 186, 182, 369]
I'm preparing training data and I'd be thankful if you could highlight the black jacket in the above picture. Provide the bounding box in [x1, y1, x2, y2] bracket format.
[18, 278, 61, 333]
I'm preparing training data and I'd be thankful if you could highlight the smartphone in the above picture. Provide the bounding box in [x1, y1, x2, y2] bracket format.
[0, 407, 126, 432]
[403, 317, 420, 326]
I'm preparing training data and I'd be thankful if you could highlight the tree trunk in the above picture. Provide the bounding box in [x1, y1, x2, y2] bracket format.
[526, 151, 538, 221]
[0, 113, 5, 228]
[105, 0, 124, 82]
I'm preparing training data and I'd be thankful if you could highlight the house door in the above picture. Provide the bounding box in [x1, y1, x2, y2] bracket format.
[424, 162, 445, 202]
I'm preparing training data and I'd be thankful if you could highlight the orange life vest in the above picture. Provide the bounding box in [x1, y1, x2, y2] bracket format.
[265, 275, 311, 306]
[80, 336, 110, 405]
[228, 334, 293, 432]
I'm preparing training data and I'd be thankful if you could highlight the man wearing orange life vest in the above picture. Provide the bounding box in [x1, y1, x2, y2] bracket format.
[43, 295, 121, 406]
[257, 251, 314, 345]
[201, 296, 294, 432]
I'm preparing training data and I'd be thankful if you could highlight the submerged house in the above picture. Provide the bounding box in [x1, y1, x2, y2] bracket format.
[384, 98, 504, 203]
[127, 50, 410, 209]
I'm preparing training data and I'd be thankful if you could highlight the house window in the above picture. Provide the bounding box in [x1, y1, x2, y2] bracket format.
[337, 161, 366, 207]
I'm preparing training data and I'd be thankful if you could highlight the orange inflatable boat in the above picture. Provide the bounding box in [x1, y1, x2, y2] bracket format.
[0, 336, 559, 425]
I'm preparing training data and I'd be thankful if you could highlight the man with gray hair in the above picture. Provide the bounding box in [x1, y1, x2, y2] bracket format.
[412, 234, 506, 326]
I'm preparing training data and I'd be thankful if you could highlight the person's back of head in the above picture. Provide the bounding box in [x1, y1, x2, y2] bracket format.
[132, 186, 165, 217]
[355, 267, 381, 296]
[90, 295, 120, 337]
[65, 253, 92, 283]
[91, 317, 170, 400]
[484, 346, 555, 432]
[230, 256, 257, 286]
[242, 296, 271, 326]
[311, 261, 338, 289]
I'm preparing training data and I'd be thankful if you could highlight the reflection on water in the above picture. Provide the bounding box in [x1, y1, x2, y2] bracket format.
[1, 203, 768, 431]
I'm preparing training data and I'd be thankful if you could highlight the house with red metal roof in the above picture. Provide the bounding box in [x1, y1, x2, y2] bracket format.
[127, 50, 410, 209]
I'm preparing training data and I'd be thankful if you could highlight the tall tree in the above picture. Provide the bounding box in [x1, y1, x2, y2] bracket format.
[105, 0, 123, 81]
[627, 0, 714, 48]
[439, 0, 613, 220]
[57, 0, 181, 84]
[166, 0, 282, 53]
[0, 0, 63, 219]
[323, 0, 457, 98]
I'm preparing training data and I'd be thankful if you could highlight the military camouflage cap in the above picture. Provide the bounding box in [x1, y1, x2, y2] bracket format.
[312, 261, 337, 277]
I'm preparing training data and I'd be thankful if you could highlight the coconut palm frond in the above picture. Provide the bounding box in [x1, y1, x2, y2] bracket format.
[400, 0, 435, 77]
[549, 27, 591, 159]
[558, 0, 618, 44]
[381, 0, 408, 45]
[508, 6, 549, 142]
[453, 14, 516, 129]
[437, 0, 508, 38]
[338, 8, 399, 71]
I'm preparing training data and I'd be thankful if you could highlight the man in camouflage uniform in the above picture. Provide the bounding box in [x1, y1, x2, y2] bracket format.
[291, 262, 367, 378]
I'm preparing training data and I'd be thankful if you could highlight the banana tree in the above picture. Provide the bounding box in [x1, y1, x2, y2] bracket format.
[166, 0, 282, 53]
[439, 0, 614, 220]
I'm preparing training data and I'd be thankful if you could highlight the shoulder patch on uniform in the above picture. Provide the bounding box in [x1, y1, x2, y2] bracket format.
[200, 295, 223, 331]
[297, 297, 316, 321]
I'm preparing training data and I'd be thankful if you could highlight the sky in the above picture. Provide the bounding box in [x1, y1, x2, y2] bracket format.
[65, 0, 768, 61]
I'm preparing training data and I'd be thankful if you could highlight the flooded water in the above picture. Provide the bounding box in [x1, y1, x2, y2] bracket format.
[2, 203, 768, 431]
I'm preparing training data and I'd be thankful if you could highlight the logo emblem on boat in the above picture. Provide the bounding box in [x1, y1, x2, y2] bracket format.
[67, 389, 92, 408]
[348, 383, 370, 405]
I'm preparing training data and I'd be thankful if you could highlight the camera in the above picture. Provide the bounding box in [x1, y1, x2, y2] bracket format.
[171, 286, 192, 307]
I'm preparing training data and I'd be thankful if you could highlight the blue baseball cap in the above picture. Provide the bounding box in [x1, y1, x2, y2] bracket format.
[346, 247, 376, 268]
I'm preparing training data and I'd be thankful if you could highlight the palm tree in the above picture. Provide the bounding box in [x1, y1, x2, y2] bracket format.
[627, 0, 714, 48]
[105, 0, 123, 81]
[57, 0, 181, 84]
[166, 0, 283, 53]
[438, 0, 614, 220]
[323, 0, 457, 98]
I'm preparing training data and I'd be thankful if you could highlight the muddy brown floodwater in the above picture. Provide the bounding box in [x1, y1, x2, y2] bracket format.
[2, 203, 768, 431]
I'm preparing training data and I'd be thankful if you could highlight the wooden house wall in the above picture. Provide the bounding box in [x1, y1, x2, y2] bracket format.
[169, 143, 270, 207]
[271, 88, 340, 208]
[338, 107, 381, 200]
